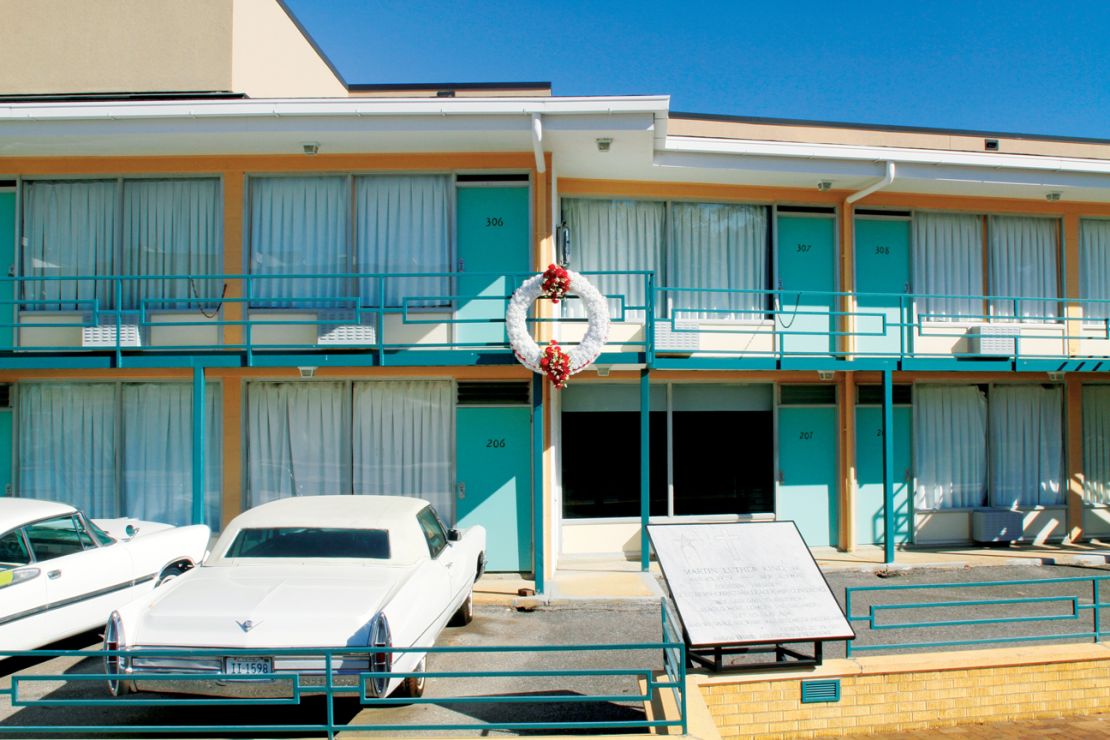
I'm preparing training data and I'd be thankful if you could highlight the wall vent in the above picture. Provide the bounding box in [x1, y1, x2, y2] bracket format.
[0, 384, 10, 409]
[984, 139, 1000, 151]
[457, 381, 530, 406]
[456, 173, 529, 183]
[780, 384, 837, 406]
[856, 384, 912, 406]
[801, 679, 841, 704]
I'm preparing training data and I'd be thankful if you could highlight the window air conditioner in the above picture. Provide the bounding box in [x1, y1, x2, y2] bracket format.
[81, 319, 142, 348]
[965, 325, 1017, 357]
[316, 311, 377, 346]
[971, 509, 1024, 544]
[654, 319, 699, 354]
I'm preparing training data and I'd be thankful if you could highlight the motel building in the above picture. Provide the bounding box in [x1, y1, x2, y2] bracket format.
[3, 1, 1110, 593]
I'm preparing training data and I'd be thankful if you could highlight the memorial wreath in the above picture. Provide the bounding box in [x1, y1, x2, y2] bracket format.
[506, 264, 610, 389]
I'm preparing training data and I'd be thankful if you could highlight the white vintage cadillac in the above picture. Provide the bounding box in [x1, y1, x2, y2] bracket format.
[105, 495, 486, 699]
[0, 498, 210, 652]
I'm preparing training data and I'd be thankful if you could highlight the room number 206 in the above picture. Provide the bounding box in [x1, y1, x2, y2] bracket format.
[486, 438, 506, 448]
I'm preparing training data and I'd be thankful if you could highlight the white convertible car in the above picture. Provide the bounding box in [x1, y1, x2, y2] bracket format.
[0, 498, 210, 652]
[106, 495, 486, 699]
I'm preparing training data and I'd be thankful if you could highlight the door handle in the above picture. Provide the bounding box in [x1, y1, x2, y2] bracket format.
[777, 470, 785, 484]
[456, 482, 466, 500]
[47, 570, 62, 580]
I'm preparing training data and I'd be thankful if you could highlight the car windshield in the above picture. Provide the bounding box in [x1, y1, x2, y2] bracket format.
[225, 527, 391, 559]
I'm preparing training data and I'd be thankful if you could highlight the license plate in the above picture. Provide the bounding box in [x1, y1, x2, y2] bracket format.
[224, 657, 272, 676]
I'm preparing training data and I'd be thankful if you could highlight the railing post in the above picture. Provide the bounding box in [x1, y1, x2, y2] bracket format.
[532, 374, 545, 595]
[114, 278, 123, 367]
[1095, 578, 1102, 642]
[845, 588, 854, 657]
[645, 271, 655, 366]
[882, 368, 895, 564]
[191, 366, 206, 526]
[244, 274, 253, 366]
[377, 274, 385, 367]
[640, 367, 651, 572]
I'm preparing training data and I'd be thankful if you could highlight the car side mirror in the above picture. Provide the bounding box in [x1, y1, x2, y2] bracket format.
[124, 523, 138, 538]
[0, 567, 40, 589]
[447, 528, 461, 542]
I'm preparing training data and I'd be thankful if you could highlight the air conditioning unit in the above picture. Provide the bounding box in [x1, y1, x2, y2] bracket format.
[654, 319, 699, 354]
[966, 325, 1017, 357]
[972, 509, 1024, 544]
[316, 311, 377, 346]
[82, 320, 142, 348]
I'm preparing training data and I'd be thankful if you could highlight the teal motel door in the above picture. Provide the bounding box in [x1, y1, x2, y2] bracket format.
[855, 216, 911, 357]
[455, 403, 533, 572]
[0, 188, 12, 350]
[777, 388, 838, 547]
[777, 212, 836, 356]
[855, 400, 912, 546]
[456, 185, 531, 346]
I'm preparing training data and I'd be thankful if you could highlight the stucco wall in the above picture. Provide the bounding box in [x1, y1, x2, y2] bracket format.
[0, 0, 234, 94]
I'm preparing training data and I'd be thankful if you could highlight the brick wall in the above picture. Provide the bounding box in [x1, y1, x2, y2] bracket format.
[696, 643, 1110, 738]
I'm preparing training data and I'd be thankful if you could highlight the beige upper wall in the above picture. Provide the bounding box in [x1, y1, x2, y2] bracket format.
[231, 0, 346, 98]
[0, 0, 234, 94]
[669, 117, 1110, 161]
[0, 0, 345, 97]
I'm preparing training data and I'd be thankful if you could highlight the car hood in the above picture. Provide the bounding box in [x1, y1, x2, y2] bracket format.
[127, 563, 411, 648]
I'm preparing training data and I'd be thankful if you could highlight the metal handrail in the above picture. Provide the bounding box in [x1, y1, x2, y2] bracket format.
[844, 575, 1109, 656]
[0, 601, 686, 737]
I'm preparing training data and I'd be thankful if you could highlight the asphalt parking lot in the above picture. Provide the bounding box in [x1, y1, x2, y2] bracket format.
[1, 561, 1106, 737]
[0, 603, 664, 737]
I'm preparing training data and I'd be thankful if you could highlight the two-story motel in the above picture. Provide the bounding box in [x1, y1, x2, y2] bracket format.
[3, 0, 1110, 590]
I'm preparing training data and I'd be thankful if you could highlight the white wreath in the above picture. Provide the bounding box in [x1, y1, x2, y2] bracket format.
[506, 270, 610, 376]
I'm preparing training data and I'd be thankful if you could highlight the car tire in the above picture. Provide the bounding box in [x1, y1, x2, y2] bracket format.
[396, 656, 426, 698]
[448, 588, 474, 627]
[155, 561, 192, 587]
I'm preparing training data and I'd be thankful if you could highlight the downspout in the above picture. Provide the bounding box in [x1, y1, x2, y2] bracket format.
[846, 160, 896, 204]
[531, 113, 546, 174]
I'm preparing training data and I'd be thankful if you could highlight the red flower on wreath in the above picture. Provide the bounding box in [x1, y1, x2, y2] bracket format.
[540, 264, 571, 303]
[539, 340, 572, 389]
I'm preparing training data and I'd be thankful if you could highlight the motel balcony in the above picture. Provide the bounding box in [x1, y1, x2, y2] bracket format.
[2, 271, 1108, 373]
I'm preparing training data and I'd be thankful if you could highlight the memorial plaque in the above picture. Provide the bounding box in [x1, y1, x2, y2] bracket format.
[649, 521, 854, 647]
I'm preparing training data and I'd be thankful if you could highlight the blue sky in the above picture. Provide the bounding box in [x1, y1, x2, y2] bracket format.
[286, 1, 1110, 139]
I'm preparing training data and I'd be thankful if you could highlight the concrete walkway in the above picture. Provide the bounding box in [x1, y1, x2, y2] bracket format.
[474, 542, 1110, 607]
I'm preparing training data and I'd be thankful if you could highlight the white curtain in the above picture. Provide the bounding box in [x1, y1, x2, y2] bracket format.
[913, 212, 983, 322]
[1081, 220, 1110, 322]
[352, 380, 453, 519]
[250, 177, 349, 307]
[914, 385, 987, 509]
[356, 175, 451, 307]
[989, 385, 1063, 507]
[668, 202, 768, 320]
[562, 198, 664, 320]
[247, 382, 349, 505]
[122, 179, 222, 311]
[989, 216, 1059, 322]
[121, 383, 222, 527]
[1083, 385, 1110, 505]
[18, 383, 119, 517]
[23, 180, 117, 311]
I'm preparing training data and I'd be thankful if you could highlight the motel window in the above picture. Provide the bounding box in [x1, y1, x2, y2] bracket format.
[1083, 385, 1110, 505]
[21, 178, 222, 312]
[248, 175, 451, 309]
[1080, 219, 1110, 322]
[244, 380, 454, 521]
[16, 382, 222, 527]
[561, 198, 771, 321]
[561, 383, 774, 519]
[914, 383, 1063, 511]
[912, 212, 1060, 323]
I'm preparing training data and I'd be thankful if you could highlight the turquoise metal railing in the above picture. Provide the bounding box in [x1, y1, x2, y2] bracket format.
[0, 601, 685, 738]
[844, 575, 1110, 657]
[9, 270, 1110, 366]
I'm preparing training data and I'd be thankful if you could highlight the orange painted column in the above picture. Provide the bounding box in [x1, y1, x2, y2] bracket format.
[1066, 377, 1085, 542]
[534, 156, 556, 583]
[220, 375, 243, 529]
[838, 201, 857, 552]
[1064, 214, 1081, 356]
[221, 172, 245, 348]
[838, 370, 856, 551]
